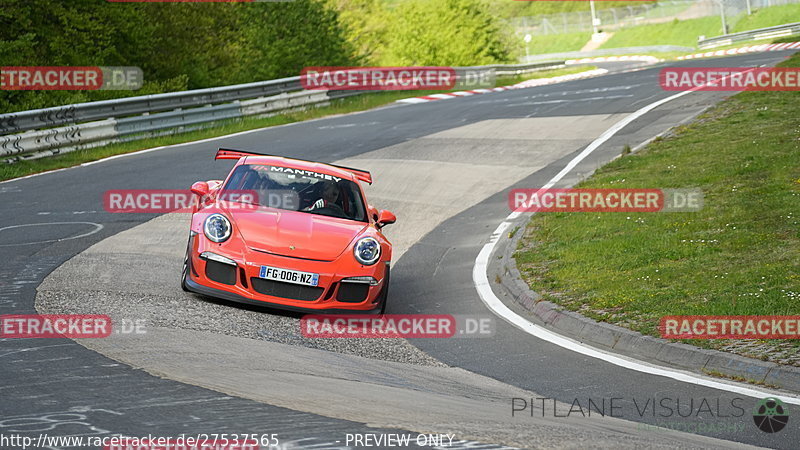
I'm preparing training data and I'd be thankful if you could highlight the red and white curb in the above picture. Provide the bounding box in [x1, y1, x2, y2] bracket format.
[565, 55, 662, 65]
[678, 41, 800, 60]
[397, 87, 516, 104]
[513, 68, 608, 88]
[397, 68, 609, 104]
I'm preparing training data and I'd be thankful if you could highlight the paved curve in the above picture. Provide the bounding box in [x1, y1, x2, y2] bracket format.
[1, 51, 796, 449]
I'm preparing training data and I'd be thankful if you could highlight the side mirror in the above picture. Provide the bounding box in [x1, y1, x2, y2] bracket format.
[368, 206, 379, 222]
[377, 210, 396, 228]
[191, 181, 209, 197]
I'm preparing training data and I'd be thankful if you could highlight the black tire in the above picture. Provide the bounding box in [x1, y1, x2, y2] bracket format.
[377, 265, 390, 314]
[180, 235, 192, 292]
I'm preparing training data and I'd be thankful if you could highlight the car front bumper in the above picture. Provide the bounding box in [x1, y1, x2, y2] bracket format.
[186, 240, 388, 312]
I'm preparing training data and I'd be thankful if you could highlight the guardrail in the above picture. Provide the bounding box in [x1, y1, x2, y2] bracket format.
[698, 21, 800, 49]
[0, 62, 564, 163]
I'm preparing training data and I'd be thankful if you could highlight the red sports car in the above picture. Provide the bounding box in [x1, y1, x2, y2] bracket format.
[181, 148, 396, 313]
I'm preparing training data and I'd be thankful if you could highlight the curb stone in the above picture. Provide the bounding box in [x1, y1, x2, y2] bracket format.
[678, 41, 800, 60]
[490, 209, 800, 394]
[396, 68, 609, 104]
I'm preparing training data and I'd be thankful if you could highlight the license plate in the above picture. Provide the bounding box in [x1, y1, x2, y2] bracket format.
[259, 265, 319, 287]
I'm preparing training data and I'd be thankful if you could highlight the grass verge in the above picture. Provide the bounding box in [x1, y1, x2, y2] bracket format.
[598, 4, 800, 50]
[0, 66, 597, 182]
[732, 3, 800, 33]
[773, 35, 800, 44]
[527, 32, 593, 54]
[600, 16, 724, 49]
[514, 52, 800, 365]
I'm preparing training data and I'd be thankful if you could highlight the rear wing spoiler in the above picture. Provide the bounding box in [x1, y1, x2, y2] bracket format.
[215, 148, 372, 184]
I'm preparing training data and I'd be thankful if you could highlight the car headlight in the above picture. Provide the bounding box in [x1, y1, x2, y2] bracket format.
[354, 237, 381, 266]
[204, 213, 231, 243]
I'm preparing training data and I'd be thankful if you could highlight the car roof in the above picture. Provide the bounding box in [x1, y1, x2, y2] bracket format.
[240, 156, 359, 183]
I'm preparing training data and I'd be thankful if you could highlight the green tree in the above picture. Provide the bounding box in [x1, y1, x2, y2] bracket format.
[136, 2, 243, 88]
[0, 0, 156, 111]
[327, 0, 388, 64]
[382, 0, 513, 66]
[238, 0, 358, 82]
[0, 0, 358, 112]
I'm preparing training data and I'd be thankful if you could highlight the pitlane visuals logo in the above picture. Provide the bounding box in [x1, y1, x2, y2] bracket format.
[752, 397, 789, 433]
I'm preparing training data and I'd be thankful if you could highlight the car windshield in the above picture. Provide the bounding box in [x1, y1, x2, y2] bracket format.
[221, 164, 368, 222]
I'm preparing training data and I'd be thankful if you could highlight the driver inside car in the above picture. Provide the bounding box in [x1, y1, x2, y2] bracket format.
[303, 181, 346, 216]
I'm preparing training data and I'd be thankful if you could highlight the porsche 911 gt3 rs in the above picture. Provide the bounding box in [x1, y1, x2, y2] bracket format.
[181, 148, 396, 313]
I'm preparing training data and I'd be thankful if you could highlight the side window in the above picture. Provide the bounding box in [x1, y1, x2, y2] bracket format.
[223, 165, 249, 190]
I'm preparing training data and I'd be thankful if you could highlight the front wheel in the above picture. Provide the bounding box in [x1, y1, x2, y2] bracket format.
[375, 266, 390, 314]
[180, 236, 192, 292]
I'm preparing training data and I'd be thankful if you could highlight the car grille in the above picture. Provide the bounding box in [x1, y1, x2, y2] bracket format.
[250, 278, 324, 301]
[336, 282, 370, 303]
[205, 260, 236, 285]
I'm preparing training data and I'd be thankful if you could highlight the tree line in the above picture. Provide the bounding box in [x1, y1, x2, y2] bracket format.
[0, 0, 513, 113]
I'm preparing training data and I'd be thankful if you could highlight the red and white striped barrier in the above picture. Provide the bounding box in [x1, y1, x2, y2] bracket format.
[678, 41, 800, 60]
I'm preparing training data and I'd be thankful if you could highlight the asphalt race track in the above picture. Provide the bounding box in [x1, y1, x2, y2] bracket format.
[2, 52, 798, 449]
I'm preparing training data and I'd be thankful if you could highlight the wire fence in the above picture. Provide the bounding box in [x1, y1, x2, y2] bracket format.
[723, 0, 800, 31]
[512, 0, 800, 36]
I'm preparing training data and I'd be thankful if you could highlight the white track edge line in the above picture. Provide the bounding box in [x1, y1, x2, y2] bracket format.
[473, 86, 800, 405]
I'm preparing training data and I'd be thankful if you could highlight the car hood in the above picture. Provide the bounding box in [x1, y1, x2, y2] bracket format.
[228, 207, 368, 261]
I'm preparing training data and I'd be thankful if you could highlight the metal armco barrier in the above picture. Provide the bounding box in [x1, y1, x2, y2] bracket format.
[0, 119, 119, 162]
[698, 22, 800, 49]
[0, 62, 563, 163]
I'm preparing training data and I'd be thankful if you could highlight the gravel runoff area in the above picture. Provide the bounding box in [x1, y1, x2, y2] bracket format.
[35, 115, 622, 368]
[35, 213, 445, 367]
